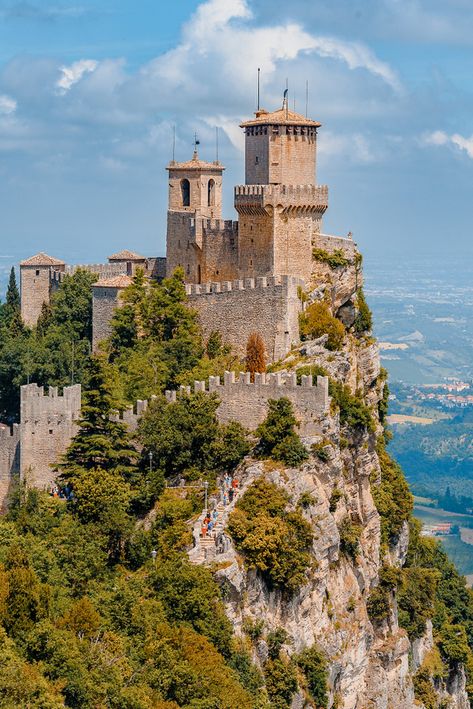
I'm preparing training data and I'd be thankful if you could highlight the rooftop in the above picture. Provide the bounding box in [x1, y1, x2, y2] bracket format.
[108, 249, 146, 262]
[167, 150, 224, 172]
[241, 105, 321, 128]
[20, 252, 65, 267]
[93, 275, 133, 289]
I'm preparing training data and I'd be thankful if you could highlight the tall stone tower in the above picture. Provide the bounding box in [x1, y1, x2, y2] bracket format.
[166, 150, 229, 283]
[235, 100, 328, 283]
[20, 252, 65, 327]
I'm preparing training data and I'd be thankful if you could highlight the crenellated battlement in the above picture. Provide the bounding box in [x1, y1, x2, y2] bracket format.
[316, 233, 357, 260]
[234, 184, 329, 215]
[164, 370, 329, 436]
[202, 218, 238, 233]
[185, 274, 303, 297]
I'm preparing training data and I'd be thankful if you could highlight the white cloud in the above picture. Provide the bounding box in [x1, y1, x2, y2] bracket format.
[56, 59, 98, 93]
[424, 130, 473, 159]
[0, 94, 17, 115]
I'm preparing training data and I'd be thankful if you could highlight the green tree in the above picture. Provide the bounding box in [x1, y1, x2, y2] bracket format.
[256, 397, 308, 466]
[59, 354, 137, 480]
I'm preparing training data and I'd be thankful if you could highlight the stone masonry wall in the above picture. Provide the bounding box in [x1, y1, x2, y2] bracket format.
[202, 219, 239, 282]
[0, 424, 20, 511]
[92, 285, 123, 350]
[186, 275, 303, 362]
[20, 265, 53, 327]
[20, 384, 81, 490]
[316, 233, 357, 260]
[165, 371, 329, 436]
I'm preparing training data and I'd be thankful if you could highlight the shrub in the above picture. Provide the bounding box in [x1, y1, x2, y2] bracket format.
[267, 627, 288, 659]
[295, 364, 329, 384]
[296, 645, 328, 708]
[371, 442, 413, 546]
[354, 288, 373, 333]
[329, 487, 343, 513]
[338, 516, 362, 559]
[256, 398, 308, 466]
[298, 491, 317, 509]
[397, 567, 439, 640]
[438, 623, 470, 665]
[242, 617, 265, 641]
[264, 657, 298, 709]
[312, 247, 349, 269]
[413, 666, 438, 709]
[299, 302, 346, 350]
[312, 442, 330, 462]
[328, 380, 374, 432]
[367, 586, 391, 623]
[227, 479, 313, 594]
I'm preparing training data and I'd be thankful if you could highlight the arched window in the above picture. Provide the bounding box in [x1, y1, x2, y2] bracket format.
[181, 179, 190, 207]
[208, 179, 215, 207]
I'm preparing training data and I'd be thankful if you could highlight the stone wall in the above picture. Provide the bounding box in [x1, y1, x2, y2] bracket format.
[316, 233, 357, 260]
[20, 384, 81, 490]
[186, 275, 303, 362]
[92, 284, 123, 350]
[165, 370, 329, 436]
[0, 424, 20, 511]
[201, 219, 239, 282]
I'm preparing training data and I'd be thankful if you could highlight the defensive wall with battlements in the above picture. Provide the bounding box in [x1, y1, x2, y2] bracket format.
[0, 424, 20, 512]
[186, 275, 303, 362]
[166, 371, 330, 436]
[20, 384, 81, 491]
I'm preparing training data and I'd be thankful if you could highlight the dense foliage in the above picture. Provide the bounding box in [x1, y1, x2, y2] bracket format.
[256, 397, 309, 466]
[312, 247, 349, 269]
[228, 478, 313, 593]
[299, 301, 346, 350]
[0, 269, 96, 421]
[370, 442, 413, 547]
[0, 486, 261, 708]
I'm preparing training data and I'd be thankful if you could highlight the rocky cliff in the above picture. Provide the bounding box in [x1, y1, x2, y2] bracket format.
[190, 249, 471, 708]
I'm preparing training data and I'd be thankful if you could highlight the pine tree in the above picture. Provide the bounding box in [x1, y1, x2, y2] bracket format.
[1, 267, 22, 334]
[58, 354, 137, 482]
[6, 267, 20, 311]
[246, 332, 266, 381]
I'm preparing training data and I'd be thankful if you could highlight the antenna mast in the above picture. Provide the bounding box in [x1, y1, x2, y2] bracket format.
[257, 67, 260, 110]
[305, 80, 309, 118]
[285, 78, 289, 119]
[172, 125, 176, 162]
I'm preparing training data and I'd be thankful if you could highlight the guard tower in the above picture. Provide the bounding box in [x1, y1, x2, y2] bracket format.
[235, 99, 328, 283]
[20, 252, 66, 327]
[166, 148, 231, 282]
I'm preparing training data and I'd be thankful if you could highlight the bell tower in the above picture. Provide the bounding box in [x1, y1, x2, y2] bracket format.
[166, 149, 226, 281]
[166, 149, 224, 220]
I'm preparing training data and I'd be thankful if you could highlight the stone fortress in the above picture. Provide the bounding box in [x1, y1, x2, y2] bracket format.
[3, 96, 357, 504]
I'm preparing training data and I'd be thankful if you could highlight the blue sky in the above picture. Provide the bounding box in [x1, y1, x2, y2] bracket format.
[1, 0, 473, 265]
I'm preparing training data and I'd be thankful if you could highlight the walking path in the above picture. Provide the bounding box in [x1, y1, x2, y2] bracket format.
[188, 473, 247, 565]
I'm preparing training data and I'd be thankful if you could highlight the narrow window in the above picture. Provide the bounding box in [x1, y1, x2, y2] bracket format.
[36, 269, 40, 276]
[208, 179, 215, 207]
[255, 156, 259, 165]
[181, 178, 190, 207]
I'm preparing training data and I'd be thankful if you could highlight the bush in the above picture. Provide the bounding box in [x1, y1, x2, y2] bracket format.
[329, 487, 343, 513]
[299, 302, 346, 350]
[227, 479, 313, 594]
[397, 567, 439, 640]
[329, 380, 374, 432]
[295, 364, 329, 384]
[371, 442, 413, 546]
[354, 288, 373, 333]
[312, 442, 330, 462]
[338, 516, 362, 559]
[296, 645, 328, 708]
[367, 586, 391, 623]
[438, 623, 470, 665]
[312, 247, 349, 269]
[256, 398, 308, 466]
[413, 666, 438, 709]
[264, 657, 298, 709]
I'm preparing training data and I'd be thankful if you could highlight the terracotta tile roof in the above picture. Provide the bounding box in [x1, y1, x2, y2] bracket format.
[93, 275, 133, 289]
[108, 249, 146, 262]
[241, 107, 321, 128]
[20, 252, 65, 267]
[167, 150, 225, 171]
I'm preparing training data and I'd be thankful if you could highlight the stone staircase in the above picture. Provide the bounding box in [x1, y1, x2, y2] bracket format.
[188, 479, 250, 566]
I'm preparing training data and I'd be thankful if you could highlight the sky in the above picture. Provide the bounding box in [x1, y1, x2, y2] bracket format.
[1, 0, 473, 266]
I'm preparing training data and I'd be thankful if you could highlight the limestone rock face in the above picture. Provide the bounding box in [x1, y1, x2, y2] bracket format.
[190, 253, 469, 708]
